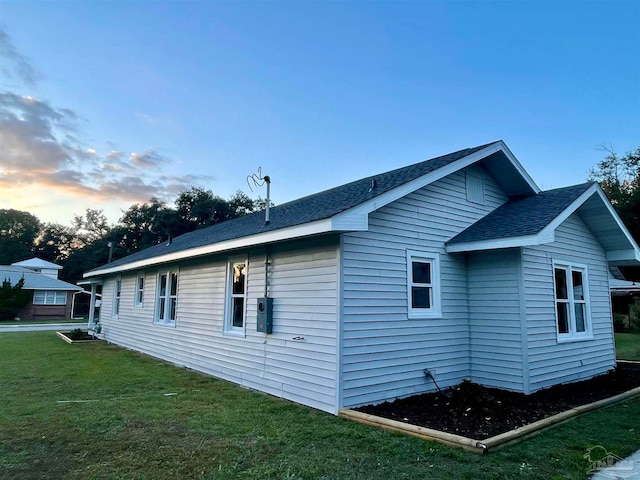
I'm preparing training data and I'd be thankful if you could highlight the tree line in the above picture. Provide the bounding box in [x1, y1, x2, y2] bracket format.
[0, 188, 267, 283]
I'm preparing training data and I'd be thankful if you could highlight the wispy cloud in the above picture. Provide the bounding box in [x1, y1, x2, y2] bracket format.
[0, 29, 42, 86]
[0, 29, 210, 211]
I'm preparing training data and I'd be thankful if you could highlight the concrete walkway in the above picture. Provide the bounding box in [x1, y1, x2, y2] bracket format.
[0, 322, 87, 332]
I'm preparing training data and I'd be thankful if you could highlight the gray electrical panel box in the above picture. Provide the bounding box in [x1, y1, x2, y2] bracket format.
[257, 297, 273, 334]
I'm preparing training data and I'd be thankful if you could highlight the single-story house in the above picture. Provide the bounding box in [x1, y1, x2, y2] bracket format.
[1, 258, 82, 320]
[83, 141, 640, 414]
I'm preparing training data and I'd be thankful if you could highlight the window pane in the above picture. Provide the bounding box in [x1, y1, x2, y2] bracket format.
[412, 262, 431, 284]
[159, 274, 167, 296]
[138, 277, 144, 290]
[575, 303, 586, 332]
[170, 273, 178, 296]
[55, 292, 66, 305]
[158, 298, 166, 320]
[232, 263, 246, 295]
[34, 291, 45, 304]
[412, 286, 431, 308]
[232, 297, 244, 327]
[170, 298, 177, 321]
[557, 303, 569, 333]
[554, 268, 568, 299]
[572, 270, 584, 301]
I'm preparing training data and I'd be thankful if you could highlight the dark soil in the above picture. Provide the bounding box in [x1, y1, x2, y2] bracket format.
[62, 330, 100, 342]
[354, 363, 640, 440]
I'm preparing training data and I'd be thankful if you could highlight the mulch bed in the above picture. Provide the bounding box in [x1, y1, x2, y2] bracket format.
[354, 363, 640, 440]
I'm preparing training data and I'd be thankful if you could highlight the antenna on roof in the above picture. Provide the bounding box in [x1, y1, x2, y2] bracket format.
[247, 167, 271, 225]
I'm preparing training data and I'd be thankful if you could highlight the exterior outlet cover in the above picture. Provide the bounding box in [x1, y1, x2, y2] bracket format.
[257, 297, 273, 334]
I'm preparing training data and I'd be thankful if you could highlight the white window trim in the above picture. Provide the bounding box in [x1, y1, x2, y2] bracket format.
[112, 277, 122, 318]
[406, 250, 442, 319]
[552, 260, 593, 343]
[224, 256, 248, 336]
[33, 290, 67, 305]
[134, 273, 145, 308]
[154, 269, 178, 326]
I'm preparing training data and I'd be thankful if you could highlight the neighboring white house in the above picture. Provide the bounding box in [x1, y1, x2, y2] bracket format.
[2, 258, 82, 320]
[82, 141, 640, 414]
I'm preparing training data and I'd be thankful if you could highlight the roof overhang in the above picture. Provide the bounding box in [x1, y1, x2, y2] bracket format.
[446, 183, 640, 266]
[84, 218, 341, 278]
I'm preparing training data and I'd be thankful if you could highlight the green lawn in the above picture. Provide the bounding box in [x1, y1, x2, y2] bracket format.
[616, 332, 640, 361]
[1, 333, 638, 479]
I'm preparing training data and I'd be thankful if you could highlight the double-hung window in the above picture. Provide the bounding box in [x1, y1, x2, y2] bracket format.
[225, 258, 248, 334]
[155, 270, 178, 326]
[113, 277, 121, 318]
[407, 250, 441, 318]
[553, 262, 591, 341]
[135, 274, 145, 308]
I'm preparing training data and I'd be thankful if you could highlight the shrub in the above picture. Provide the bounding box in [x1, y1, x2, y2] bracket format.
[69, 328, 86, 340]
[0, 277, 30, 321]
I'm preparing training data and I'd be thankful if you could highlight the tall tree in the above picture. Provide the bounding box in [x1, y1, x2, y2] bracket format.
[115, 198, 180, 253]
[589, 146, 640, 242]
[34, 222, 75, 263]
[175, 187, 233, 231]
[0, 209, 40, 264]
[72, 209, 111, 246]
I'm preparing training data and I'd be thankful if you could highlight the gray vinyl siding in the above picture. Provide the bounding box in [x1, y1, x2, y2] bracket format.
[522, 213, 615, 391]
[98, 236, 340, 413]
[340, 165, 509, 408]
[467, 249, 524, 391]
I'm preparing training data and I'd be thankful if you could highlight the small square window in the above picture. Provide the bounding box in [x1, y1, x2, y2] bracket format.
[407, 250, 441, 319]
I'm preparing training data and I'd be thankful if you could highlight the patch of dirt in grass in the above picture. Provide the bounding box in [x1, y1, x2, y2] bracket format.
[354, 363, 640, 440]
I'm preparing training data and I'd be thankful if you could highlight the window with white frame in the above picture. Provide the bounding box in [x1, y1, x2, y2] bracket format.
[33, 290, 67, 305]
[135, 274, 145, 307]
[113, 277, 121, 317]
[225, 258, 247, 333]
[407, 250, 441, 318]
[155, 270, 178, 325]
[553, 262, 591, 341]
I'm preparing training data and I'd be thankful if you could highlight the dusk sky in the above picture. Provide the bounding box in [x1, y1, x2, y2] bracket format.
[1, 1, 638, 226]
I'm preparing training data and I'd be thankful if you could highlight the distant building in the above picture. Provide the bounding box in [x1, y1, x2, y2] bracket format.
[1, 258, 82, 320]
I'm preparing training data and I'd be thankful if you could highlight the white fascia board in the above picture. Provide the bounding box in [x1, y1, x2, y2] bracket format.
[84, 218, 335, 278]
[333, 142, 537, 224]
[445, 234, 544, 253]
[538, 184, 640, 259]
[592, 185, 640, 254]
[534, 184, 601, 243]
[607, 249, 640, 264]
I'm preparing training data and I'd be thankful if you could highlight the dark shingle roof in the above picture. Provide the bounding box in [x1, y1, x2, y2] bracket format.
[447, 182, 595, 245]
[91, 142, 498, 273]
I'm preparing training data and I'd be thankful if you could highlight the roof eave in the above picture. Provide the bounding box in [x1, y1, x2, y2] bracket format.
[445, 234, 547, 253]
[84, 218, 342, 278]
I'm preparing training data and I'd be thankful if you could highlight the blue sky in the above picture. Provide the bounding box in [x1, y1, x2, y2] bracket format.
[1, 1, 638, 225]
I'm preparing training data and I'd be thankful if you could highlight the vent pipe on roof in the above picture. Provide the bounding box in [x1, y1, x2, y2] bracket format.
[264, 175, 271, 225]
[247, 167, 271, 226]
[369, 179, 377, 192]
